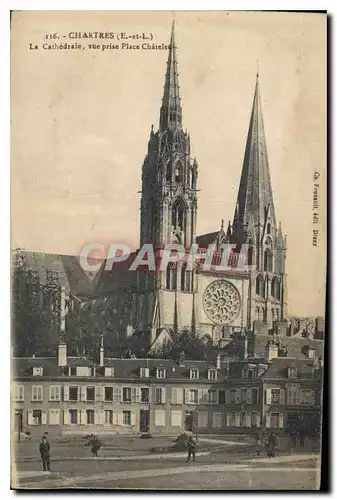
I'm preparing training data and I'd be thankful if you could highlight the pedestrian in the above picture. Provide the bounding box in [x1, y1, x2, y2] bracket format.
[186, 436, 196, 463]
[91, 435, 102, 457]
[39, 436, 51, 472]
[290, 429, 297, 451]
[266, 433, 276, 458]
[255, 433, 261, 456]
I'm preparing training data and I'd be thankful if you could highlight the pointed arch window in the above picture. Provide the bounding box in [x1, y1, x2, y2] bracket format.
[181, 263, 192, 292]
[267, 223, 271, 234]
[247, 239, 254, 266]
[172, 200, 184, 232]
[271, 277, 280, 300]
[166, 161, 172, 183]
[263, 249, 273, 272]
[255, 274, 265, 298]
[174, 162, 182, 183]
[166, 263, 177, 291]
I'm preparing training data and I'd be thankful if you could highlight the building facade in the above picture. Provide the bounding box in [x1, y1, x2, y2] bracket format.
[12, 341, 323, 438]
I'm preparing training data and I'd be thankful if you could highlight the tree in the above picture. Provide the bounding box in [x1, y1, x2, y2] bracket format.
[150, 329, 217, 360]
[11, 249, 60, 356]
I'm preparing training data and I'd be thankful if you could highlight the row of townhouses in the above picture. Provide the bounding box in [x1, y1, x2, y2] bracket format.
[12, 340, 323, 437]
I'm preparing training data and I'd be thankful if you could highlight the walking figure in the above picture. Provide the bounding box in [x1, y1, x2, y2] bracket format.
[86, 434, 102, 457]
[266, 433, 276, 458]
[186, 436, 196, 463]
[290, 428, 297, 451]
[255, 433, 261, 456]
[299, 428, 305, 448]
[39, 436, 51, 472]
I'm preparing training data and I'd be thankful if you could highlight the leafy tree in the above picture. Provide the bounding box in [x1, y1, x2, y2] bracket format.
[150, 329, 217, 360]
[11, 249, 60, 356]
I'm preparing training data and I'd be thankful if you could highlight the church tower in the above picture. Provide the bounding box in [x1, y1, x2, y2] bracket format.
[137, 22, 198, 346]
[140, 21, 197, 250]
[231, 72, 287, 331]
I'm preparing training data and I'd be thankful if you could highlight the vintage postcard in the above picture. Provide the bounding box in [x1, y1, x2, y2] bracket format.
[11, 11, 326, 490]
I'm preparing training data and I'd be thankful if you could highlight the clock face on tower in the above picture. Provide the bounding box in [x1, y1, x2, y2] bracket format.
[203, 279, 241, 325]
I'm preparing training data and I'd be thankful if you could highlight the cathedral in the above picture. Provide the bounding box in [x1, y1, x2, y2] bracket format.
[94, 21, 288, 352]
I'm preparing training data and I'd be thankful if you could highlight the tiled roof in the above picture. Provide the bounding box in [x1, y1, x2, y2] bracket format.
[12, 356, 224, 381]
[250, 335, 324, 360]
[18, 252, 95, 297]
[262, 357, 322, 380]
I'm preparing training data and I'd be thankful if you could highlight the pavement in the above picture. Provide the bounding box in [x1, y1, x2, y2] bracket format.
[12, 435, 321, 490]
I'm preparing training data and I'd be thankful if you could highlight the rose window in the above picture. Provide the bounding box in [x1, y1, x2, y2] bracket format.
[203, 280, 241, 325]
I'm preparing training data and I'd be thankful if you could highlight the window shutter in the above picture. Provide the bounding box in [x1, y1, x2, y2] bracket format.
[213, 390, 219, 405]
[136, 387, 141, 403]
[246, 389, 252, 404]
[235, 413, 240, 427]
[80, 409, 87, 425]
[176, 388, 183, 404]
[131, 387, 137, 403]
[256, 413, 261, 428]
[226, 390, 230, 404]
[112, 411, 118, 426]
[265, 389, 271, 405]
[279, 413, 284, 428]
[27, 410, 34, 426]
[184, 389, 191, 404]
[63, 386, 69, 402]
[171, 388, 177, 405]
[310, 390, 316, 405]
[95, 411, 103, 425]
[49, 386, 53, 401]
[200, 388, 208, 404]
[279, 389, 285, 405]
[161, 387, 166, 404]
[49, 409, 60, 425]
[226, 414, 231, 426]
[266, 413, 271, 428]
[63, 410, 70, 425]
[115, 386, 122, 403]
[80, 386, 86, 402]
[131, 412, 136, 426]
[246, 413, 251, 427]
[95, 386, 102, 402]
[41, 410, 47, 425]
[117, 411, 123, 426]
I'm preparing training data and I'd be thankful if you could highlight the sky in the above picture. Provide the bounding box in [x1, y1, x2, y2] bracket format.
[11, 11, 326, 317]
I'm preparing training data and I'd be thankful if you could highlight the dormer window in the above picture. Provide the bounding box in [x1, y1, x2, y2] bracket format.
[156, 368, 166, 379]
[287, 367, 298, 378]
[190, 368, 199, 380]
[33, 366, 43, 377]
[208, 369, 217, 380]
[105, 367, 113, 377]
[69, 367, 77, 376]
[140, 367, 150, 378]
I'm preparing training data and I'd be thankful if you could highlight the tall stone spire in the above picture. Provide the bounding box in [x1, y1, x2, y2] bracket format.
[233, 73, 276, 236]
[159, 21, 182, 131]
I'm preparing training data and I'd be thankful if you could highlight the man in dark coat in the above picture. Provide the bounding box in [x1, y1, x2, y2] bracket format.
[39, 436, 51, 472]
[186, 436, 196, 463]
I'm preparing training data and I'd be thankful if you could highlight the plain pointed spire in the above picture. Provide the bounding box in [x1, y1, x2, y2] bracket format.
[233, 73, 276, 233]
[159, 21, 182, 131]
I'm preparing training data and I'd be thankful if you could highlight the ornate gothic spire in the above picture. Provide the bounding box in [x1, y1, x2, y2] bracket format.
[233, 73, 276, 234]
[159, 21, 182, 131]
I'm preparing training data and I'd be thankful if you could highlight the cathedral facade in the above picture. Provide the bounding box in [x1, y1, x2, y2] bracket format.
[126, 22, 288, 350]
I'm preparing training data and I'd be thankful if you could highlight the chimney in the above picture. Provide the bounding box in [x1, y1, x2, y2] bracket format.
[216, 353, 221, 370]
[264, 341, 278, 362]
[58, 343, 67, 367]
[100, 335, 104, 367]
[179, 351, 185, 367]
